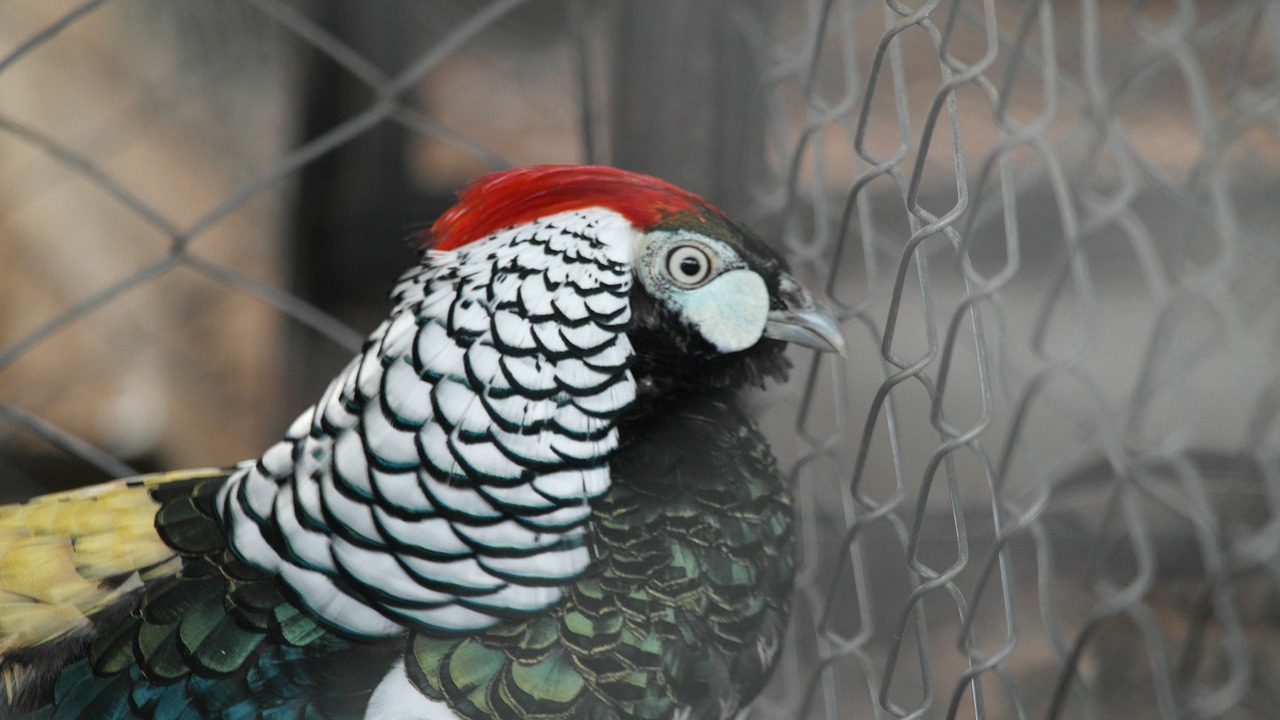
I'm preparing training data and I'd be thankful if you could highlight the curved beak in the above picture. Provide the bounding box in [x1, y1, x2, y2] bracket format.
[763, 276, 847, 356]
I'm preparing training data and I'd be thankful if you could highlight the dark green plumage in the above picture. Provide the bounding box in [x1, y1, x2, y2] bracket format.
[406, 398, 795, 719]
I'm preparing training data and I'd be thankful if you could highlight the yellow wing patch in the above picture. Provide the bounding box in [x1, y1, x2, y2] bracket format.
[0, 469, 223, 655]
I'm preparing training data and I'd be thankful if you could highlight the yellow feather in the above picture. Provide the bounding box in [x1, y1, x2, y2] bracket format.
[0, 599, 90, 654]
[0, 469, 224, 654]
[3, 662, 24, 705]
[0, 533, 104, 606]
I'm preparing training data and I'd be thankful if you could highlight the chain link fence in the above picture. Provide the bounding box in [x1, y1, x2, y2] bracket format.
[2, 1, 1278, 718]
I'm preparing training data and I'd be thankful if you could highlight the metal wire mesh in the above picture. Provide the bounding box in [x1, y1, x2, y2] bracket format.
[757, 2, 1280, 718]
[2, 2, 1279, 719]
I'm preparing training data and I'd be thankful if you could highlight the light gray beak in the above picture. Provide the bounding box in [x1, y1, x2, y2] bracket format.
[763, 276, 847, 356]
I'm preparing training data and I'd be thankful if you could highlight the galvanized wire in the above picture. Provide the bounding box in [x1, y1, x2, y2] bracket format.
[758, 2, 1280, 719]
[1, 2, 1278, 719]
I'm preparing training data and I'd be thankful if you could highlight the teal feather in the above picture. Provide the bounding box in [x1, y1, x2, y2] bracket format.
[47, 665, 128, 720]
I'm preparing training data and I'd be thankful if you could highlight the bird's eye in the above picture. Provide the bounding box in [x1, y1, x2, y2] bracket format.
[666, 245, 713, 287]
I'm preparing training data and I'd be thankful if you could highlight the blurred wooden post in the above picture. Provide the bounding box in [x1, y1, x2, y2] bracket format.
[611, 0, 777, 218]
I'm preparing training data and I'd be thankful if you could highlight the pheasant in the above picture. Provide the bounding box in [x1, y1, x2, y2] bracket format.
[0, 165, 844, 720]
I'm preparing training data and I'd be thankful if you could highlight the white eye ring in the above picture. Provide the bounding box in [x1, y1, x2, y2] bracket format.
[666, 245, 713, 287]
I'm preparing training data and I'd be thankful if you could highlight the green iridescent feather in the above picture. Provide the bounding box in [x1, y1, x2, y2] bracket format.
[406, 398, 795, 719]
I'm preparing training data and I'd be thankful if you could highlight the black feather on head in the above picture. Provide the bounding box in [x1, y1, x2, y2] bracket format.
[625, 210, 794, 415]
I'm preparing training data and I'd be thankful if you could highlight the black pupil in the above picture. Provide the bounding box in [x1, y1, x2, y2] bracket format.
[678, 256, 702, 277]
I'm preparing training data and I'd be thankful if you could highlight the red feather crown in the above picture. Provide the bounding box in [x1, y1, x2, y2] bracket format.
[426, 165, 715, 251]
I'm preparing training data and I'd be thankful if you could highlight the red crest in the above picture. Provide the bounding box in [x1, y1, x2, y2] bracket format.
[426, 165, 714, 251]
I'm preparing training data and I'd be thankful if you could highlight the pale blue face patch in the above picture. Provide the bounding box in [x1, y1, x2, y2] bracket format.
[635, 231, 771, 353]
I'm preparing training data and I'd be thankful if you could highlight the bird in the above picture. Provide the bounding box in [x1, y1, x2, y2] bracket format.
[0, 164, 844, 720]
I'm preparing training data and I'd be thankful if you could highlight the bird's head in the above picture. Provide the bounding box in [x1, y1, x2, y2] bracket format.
[424, 165, 844, 409]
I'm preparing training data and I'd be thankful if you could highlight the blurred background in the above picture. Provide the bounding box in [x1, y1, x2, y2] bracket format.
[2, 1, 1279, 718]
